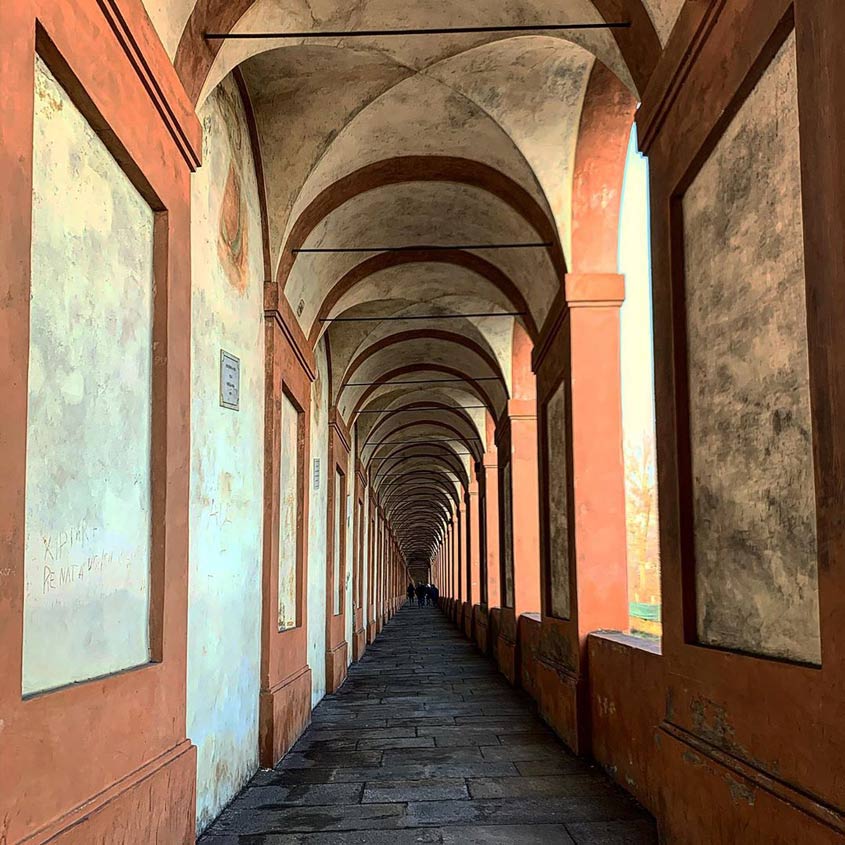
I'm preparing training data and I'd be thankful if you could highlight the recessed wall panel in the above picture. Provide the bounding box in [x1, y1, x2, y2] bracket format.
[23, 57, 154, 694]
[682, 32, 820, 664]
[547, 381, 570, 619]
[502, 463, 515, 608]
[278, 394, 299, 631]
[333, 469, 343, 616]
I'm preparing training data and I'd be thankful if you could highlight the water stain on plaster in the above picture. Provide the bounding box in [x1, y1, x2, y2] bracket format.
[218, 164, 250, 294]
[214, 82, 250, 295]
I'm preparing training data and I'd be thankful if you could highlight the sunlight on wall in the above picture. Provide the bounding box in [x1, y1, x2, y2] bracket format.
[24, 57, 154, 695]
[619, 125, 661, 639]
[187, 76, 266, 832]
[308, 339, 330, 707]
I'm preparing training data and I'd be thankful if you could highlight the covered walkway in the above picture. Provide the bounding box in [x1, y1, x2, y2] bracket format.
[200, 607, 656, 843]
[4, 2, 845, 843]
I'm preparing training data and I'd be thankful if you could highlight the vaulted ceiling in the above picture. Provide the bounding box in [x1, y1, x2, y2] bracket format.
[145, 0, 681, 563]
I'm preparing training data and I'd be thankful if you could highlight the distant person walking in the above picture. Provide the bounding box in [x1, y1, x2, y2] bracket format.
[415, 582, 426, 608]
[430, 584, 439, 607]
[406, 583, 415, 607]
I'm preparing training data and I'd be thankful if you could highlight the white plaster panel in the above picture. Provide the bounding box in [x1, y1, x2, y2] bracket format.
[308, 338, 330, 706]
[346, 428, 356, 660]
[333, 467, 343, 615]
[683, 33, 820, 665]
[24, 57, 154, 696]
[188, 75, 266, 831]
[279, 393, 299, 630]
[502, 463, 515, 607]
[546, 380, 570, 619]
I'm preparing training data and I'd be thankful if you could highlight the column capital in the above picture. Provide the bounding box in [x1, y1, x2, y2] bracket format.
[565, 272, 625, 308]
[507, 398, 537, 421]
[565, 273, 625, 308]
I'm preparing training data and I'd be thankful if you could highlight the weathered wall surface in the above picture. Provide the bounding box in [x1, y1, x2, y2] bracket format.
[642, 0, 684, 45]
[546, 380, 570, 619]
[308, 338, 330, 707]
[683, 32, 820, 665]
[187, 75, 266, 831]
[588, 634, 663, 815]
[362, 477, 370, 633]
[345, 428, 356, 662]
[279, 393, 299, 631]
[502, 463, 514, 607]
[24, 57, 154, 695]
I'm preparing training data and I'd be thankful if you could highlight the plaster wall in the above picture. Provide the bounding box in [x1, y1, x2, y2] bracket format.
[24, 57, 154, 696]
[362, 492, 369, 632]
[502, 463, 515, 607]
[188, 75, 266, 831]
[308, 338, 330, 706]
[682, 32, 820, 665]
[278, 394, 299, 630]
[546, 379, 571, 619]
[333, 468, 343, 615]
[345, 428, 357, 660]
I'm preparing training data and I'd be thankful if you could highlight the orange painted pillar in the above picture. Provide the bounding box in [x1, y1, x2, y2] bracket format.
[451, 517, 459, 602]
[448, 521, 455, 598]
[509, 398, 542, 619]
[567, 273, 629, 639]
[456, 504, 465, 604]
[483, 458, 500, 608]
[468, 481, 481, 605]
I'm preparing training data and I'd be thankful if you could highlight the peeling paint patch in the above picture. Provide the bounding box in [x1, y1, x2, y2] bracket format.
[725, 775, 756, 806]
[682, 750, 704, 768]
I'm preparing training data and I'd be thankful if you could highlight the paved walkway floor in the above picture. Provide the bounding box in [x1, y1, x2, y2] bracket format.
[200, 606, 658, 844]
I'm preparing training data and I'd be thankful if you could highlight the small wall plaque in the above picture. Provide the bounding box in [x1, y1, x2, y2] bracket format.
[313, 458, 321, 490]
[220, 350, 240, 411]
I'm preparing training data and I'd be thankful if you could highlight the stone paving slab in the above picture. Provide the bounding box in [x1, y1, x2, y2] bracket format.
[199, 607, 657, 844]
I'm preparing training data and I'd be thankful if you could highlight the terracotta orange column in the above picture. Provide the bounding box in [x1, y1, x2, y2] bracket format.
[325, 409, 350, 693]
[456, 506, 465, 604]
[451, 516, 459, 610]
[468, 481, 481, 605]
[567, 273, 628, 640]
[482, 458, 500, 609]
[508, 401, 542, 618]
[448, 521, 455, 599]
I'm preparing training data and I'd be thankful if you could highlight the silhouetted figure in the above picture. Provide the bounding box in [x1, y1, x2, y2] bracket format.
[430, 584, 439, 607]
[406, 583, 415, 606]
[415, 582, 426, 608]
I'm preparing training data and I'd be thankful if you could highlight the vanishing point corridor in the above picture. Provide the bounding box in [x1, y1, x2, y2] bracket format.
[4, 1, 845, 843]
[201, 607, 656, 843]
